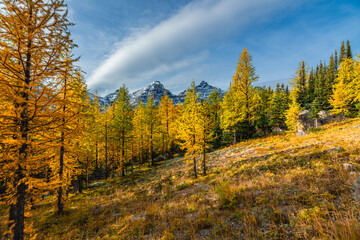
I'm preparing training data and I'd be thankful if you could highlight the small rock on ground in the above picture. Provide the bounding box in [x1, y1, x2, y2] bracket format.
[131, 213, 146, 222]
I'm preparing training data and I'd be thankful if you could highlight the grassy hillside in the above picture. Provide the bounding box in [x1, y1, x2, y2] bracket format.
[2, 119, 360, 239]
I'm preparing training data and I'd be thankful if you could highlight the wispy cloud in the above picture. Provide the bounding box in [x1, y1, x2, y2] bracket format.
[87, 0, 296, 94]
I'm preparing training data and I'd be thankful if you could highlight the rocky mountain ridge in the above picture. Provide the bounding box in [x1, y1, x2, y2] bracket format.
[97, 81, 224, 107]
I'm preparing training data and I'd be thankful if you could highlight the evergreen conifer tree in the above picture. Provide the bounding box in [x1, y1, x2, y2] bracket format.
[269, 84, 287, 130]
[334, 50, 338, 71]
[208, 89, 222, 148]
[346, 40, 353, 59]
[256, 87, 272, 135]
[339, 41, 346, 64]
[314, 61, 330, 110]
[294, 61, 308, 108]
[307, 68, 316, 106]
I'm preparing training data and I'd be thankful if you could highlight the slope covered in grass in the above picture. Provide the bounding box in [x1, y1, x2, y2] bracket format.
[2, 119, 360, 239]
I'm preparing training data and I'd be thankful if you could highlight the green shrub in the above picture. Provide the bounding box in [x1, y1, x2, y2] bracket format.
[215, 181, 239, 209]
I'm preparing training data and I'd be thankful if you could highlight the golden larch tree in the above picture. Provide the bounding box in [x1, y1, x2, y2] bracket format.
[0, 0, 75, 238]
[197, 99, 214, 175]
[144, 95, 159, 165]
[158, 92, 177, 156]
[221, 48, 260, 143]
[177, 82, 200, 178]
[112, 85, 133, 176]
[285, 85, 302, 132]
[132, 102, 147, 165]
[329, 58, 355, 119]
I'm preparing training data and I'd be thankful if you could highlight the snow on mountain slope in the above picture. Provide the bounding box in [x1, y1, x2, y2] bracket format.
[95, 81, 224, 107]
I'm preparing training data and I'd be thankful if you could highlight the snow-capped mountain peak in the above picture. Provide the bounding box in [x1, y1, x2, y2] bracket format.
[96, 81, 224, 107]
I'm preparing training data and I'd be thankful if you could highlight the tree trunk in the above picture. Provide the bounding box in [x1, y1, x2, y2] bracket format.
[13, 179, 26, 240]
[95, 142, 98, 170]
[12, 25, 32, 239]
[122, 133, 125, 177]
[8, 204, 15, 229]
[131, 145, 134, 174]
[150, 125, 154, 166]
[203, 143, 206, 176]
[105, 120, 108, 179]
[233, 127, 237, 145]
[57, 66, 67, 215]
[193, 135, 197, 179]
[85, 159, 88, 187]
[77, 175, 83, 194]
[193, 154, 197, 179]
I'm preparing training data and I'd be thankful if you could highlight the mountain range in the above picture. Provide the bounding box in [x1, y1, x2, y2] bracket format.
[96, 81, 224, 107]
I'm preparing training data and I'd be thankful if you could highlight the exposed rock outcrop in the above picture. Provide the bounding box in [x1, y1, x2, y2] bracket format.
[297, 110, 312, 136]
[297, 110, 334, 136]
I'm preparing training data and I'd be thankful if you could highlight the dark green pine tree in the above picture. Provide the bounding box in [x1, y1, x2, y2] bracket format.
[208, 89, 223, 149]
[295, 61, 308, 108]
[345, 40, 353, 59]
[307, 68, 316, 106]
[281, 83, 285, 91]
[339, 41, 346, 64]
[325, 55, 336, 100]
[334, 50, 338, 71]
[269, 84, 287, 130]
[256, 86, 273, 135]
[314, 61, 330, 110]
[310, 97, 322, 119]
[285, 85, 290, 96]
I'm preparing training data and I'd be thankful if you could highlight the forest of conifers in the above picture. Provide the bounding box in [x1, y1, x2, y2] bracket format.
[0, 1, 360, 239]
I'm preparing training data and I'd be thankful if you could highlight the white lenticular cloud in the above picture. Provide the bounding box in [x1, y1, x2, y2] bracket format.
[87, 0, 292, 95]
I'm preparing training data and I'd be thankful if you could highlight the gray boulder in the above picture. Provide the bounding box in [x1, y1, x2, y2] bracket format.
[318, 110, 334, 125]
[273, 127, 284, 133]
[297, 110, 334, 136]
[297, 110, 313, 136]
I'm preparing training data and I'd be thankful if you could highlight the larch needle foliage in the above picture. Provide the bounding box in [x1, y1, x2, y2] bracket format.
[112, 85, 133, 176]
[144, 95, 160, 166]
[158, 93, 177, 156]
[0, 3, 357, 237]
[330, 58, 356, 119]
[177, 82, 213, 178]
[50, 50, 86, 215]
[0, 0, 76, 239]
[353, 55, 360, 104]
[285, 83, 302, 132]
[177, 82, 200, 178]
[221, 48, 260, 143]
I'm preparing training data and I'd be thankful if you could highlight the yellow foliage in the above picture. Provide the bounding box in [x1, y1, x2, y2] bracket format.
[285, 101, 301, 132]
[330, 58, 355, 118]
[221, 48, 260, 141]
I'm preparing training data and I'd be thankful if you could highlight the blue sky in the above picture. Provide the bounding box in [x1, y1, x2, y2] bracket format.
[67, 0, 360, 95]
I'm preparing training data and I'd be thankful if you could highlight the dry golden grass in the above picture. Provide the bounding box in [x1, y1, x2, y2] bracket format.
[1, 118, 360, 239]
